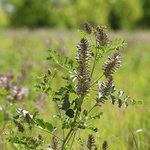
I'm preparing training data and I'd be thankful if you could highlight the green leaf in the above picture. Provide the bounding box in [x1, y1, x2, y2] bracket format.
[35, 118, 54, 132]
[137, 100, 143, 105]
[66, 109, 74, 118]
[47, 50, 74, 70]
[89, 112, 103, 120]
[110, 95, 115, 104]
[130, 99, 136, 105]
[45, 122, 53, 132]
[118, 98, 122, 108]
[61, 93, 70, 111]
[35, 119, 45, 129]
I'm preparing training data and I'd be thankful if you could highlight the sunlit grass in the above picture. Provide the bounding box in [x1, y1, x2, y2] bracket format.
[0, 29, 150, 149]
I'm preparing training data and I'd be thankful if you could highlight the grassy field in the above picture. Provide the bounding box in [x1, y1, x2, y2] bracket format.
[0, 29, 150, 149]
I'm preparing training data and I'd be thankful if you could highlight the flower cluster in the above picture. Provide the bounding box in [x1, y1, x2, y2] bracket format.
[49, 136, 61, 150]
[76, 38, 92, 95]
[87, 134, 97, 149]
[96, 50, 121, 105]
[102, 51, 121, 77]
[95, 26, 109, 48]
[96, 76, 113, 105]
[102, 141, 108, 150]
[83, 22, 92, 34]
[0, 72, 28, 101]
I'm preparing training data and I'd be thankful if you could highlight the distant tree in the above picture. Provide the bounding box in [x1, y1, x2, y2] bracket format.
[108, 0, 143, 29]
[0, 5, 9, 27]
[138, 0, 150, 28]
[1, 0, 149, 29]
[7, 0, 56, 27]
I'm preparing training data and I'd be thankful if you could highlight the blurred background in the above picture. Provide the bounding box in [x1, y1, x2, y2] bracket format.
[0, 0, 149, 29]
[0, 0, 150, 149]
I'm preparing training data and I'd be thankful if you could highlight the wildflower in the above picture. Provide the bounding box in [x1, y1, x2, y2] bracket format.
[76, 38, 91, 95]
[13, 120, 24, 132]
[87, 134, 97, 150]
[96, 76, 113, 105]
[95, 26, 108, 48]
[102, 51, 121, 77]
[102, 140, 108, 150]
[84, 22, 92, 34]
[49, 136, 61, 150]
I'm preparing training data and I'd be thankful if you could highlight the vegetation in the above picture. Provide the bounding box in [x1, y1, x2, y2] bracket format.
[0, 0, 150, 29]
[0, 24, 149, 149]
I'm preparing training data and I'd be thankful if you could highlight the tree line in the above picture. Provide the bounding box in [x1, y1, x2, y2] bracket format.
[0, 0, 149, 29]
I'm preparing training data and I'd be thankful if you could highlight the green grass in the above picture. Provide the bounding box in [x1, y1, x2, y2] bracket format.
[0, 29, 150, 149]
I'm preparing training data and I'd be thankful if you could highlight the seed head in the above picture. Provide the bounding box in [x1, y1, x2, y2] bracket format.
[96, 76, 113, 105]
[87, 134, 96, 150]
[102, 140, 108, 150]
[13, 120, 24, 132]
[95, 26, 109, 48]
[102, 51, 121, 77]
[76, 38, 91, 95]
[83, 22, 92, 34]
[49, 136, 61, 150]
[25, 113, 32, 123]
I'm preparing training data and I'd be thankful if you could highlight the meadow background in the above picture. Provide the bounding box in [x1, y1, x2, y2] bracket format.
[0, 0, 150, 149]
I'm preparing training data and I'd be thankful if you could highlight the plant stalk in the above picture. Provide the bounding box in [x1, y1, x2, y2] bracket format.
[61, 95, 84, 149]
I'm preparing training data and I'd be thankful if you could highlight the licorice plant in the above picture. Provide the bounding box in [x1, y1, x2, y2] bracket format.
[8, 23, 141, 150]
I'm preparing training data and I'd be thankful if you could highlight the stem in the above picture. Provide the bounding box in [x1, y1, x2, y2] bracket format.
[90, 48, 98, 79]
[61, 129, 73, 149]
[90, 74, 104, 87]
[70, 131, 77, 150]
[61, 95, 84, 149]
[87, 104, 97, 115]
[132, 133, 138, 150]
[54, 100, 64, 139]
[65, 130, 75, 147]
[35, 126, 62, 141]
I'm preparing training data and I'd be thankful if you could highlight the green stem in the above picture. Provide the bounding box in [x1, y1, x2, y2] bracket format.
[61, 129, 73, 149]
[132, 133, 139, 150]
[90, 48, 98, 79]
[65, 130, 75, 148]
[70, 130, 77, 150]
[87, 104, 97, 115]
[35, 126, 63, 141]
[55, 100, 64, 139]
[61, 95, 84, 149]
[90, 74, 104, 87]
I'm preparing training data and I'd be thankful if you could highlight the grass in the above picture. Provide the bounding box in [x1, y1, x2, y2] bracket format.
[0, 29, 150, 149]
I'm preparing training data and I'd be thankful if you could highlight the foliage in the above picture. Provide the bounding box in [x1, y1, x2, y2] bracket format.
[0, 5, 9, 27]
[108, 0, 143, 29]
[0, 27, 149, 149]
[1, 0, 149, 29]
[6, 0, 55, 27]
[138, 0, 150, 27]
[0, 23, 141, 149]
